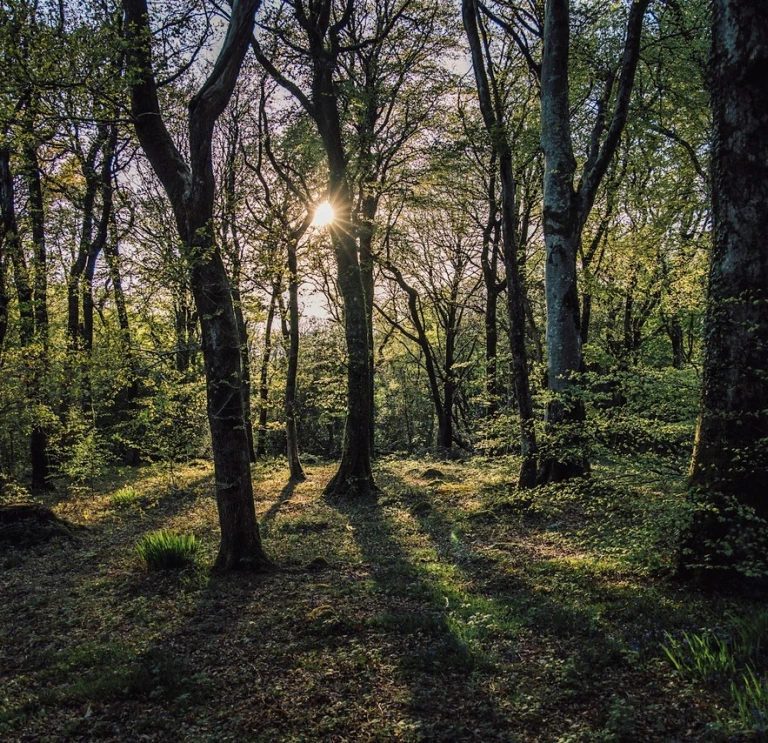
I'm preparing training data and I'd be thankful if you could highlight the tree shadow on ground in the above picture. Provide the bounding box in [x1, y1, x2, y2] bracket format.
[368, 465, 714, 741]
[332, 495, 517, 741]
[261, 478, 298, 525]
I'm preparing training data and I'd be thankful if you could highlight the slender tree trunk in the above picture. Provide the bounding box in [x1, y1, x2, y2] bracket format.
[580, 292, 592, 346]
[481, 186, 502, 416]
[1, 145, 50, 489]
[104, 229, 140, 465]
[359, 197, 377, 454]
[0, 252, 8, 355]
[23, 144, 50, 489]
[1, 147, 34, 345]
[668, 316, 684, 369]
[285, 239, 305, 480]
[256, 286, 277, 459]
[463, 0, 539, 486]
[232, 282, 256, 462]
[683, 0, 768, 579]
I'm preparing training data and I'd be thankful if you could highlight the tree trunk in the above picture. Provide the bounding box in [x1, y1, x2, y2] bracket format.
[232, 282, 256, 462]
[684, 0, 768, 579]
[23, 144, 50, 490]
[538, 0, 587, 483]
[104, 230, 140, 466]
[1, 145, 49, 490]
[314, 63, 376, 499]
[124, 0, 269, 570]
[481, 182, 502, 417]
[324, 224, 377, 497]
[359, 199, 377, 454]
[0, 249, 8, 354]
[463, 0, 539, 486]
[580, 292, 592, 346]
[285, 239, 305, 480]
[667, 315, 684, 369]
[256, 286, 277, 459]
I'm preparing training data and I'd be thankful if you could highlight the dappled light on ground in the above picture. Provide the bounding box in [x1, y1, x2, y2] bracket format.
[0, 458, 758, 740]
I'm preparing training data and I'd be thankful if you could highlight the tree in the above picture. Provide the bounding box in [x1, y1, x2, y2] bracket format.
[379, 201, 483, 452]
[253, 0, 377, 498]
[463, 0, 539, 487]
[535, 0, 651, 481]
[683, 1, 768, 579]
[123, 0, 269, 570]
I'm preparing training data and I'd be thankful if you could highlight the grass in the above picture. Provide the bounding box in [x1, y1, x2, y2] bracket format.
[109, 485, 143, 507]
[0, 456, 764, 740]
[135, 529, 199, 570]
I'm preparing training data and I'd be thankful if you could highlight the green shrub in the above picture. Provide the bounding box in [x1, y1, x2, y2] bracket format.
[135, 530, 198, 570]
[110, 486, 142, 507]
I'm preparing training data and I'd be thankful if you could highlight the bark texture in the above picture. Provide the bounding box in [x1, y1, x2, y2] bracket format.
[124, 0, 269, 570]
[684, 0, 768, 577]
[463, 0, 538, 487]
[538, 0, 649, 482]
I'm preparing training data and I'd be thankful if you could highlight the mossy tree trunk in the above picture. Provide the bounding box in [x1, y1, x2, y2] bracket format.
[684, 0, 768, 578]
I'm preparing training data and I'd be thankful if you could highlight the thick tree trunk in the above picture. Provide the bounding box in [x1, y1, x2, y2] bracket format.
[537, 0, 649, 483]
[324, 225, 377, 497]
[538, 0, 587, 483]
[684, 1, 768, 578]
[315, 68, 376, 499]
[187, 229, 267, 570]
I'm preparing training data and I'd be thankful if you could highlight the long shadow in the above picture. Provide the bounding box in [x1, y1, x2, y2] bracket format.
[332, 494, 515, 741]
[260, 478, 299, 525]
[369, 466, 712, 740]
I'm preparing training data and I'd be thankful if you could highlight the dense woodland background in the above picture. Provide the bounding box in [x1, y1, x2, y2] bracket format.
[1, 0, 768, 739]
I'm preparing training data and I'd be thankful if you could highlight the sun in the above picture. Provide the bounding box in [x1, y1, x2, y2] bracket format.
[312, 200, 335, 227]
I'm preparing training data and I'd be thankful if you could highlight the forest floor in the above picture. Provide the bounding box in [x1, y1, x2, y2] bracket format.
[0, 455, 763, 742]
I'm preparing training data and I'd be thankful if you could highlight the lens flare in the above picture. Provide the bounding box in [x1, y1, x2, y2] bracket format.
[312, 201, 335, 227]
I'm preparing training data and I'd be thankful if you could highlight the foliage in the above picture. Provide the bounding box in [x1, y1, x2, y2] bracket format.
[663, 611, 768, 736]
[109, 485, 142, 508]
[135, 529, 199, 570]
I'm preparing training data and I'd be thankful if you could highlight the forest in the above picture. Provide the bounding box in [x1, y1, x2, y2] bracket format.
[1, 0, 767, 739]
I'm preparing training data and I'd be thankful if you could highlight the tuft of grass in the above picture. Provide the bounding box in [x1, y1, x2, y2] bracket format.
[662, 611, 768, 736]
[662, 629, 736, 683]
[135, 530, 198, 570]
[731, 666, 768, 735]
[110, 485, 143, 507]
